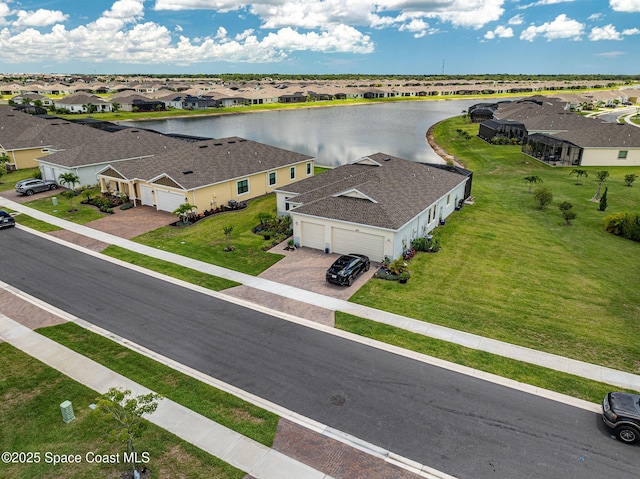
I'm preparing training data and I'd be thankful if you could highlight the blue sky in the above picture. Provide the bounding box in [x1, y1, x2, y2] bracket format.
[0, 0, 639, 75]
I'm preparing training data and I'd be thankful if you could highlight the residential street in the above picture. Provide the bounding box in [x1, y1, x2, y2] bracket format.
[1, 227, 638, 479]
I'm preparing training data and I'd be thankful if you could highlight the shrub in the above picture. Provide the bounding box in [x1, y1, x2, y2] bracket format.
[412, 237, 431, 252]
[533, 186, 553, 209]
[604, 212, 640, 242]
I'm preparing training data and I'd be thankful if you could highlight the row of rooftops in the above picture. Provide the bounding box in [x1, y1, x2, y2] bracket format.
[3, 76, 639, 103]
[0, 105, 314, 190]
[478, 96, 640, 148]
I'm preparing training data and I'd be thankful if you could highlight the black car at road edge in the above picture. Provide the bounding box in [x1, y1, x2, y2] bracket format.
[0, 210, 16, 229]
[326, 254, 370, 286]
[602, 392, 640, 445]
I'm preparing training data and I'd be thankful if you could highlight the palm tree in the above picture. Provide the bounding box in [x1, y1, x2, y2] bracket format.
[569, 169, 588, 185]
[58, 172, 80, 208]
[172, 203, 196, 225]
[523, 175, 543, 193]
[593, 170, 609, 200]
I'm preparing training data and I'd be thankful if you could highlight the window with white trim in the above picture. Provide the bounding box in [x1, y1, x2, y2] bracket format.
[618, 150, 628, 159]
[268, 171, 276, 186]
[237, 179, 249, 195]
[290, 166, 296, 180]
[306, 162, 312, 175]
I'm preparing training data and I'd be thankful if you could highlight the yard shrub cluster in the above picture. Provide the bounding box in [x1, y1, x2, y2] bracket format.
[604, 212, 640, 242]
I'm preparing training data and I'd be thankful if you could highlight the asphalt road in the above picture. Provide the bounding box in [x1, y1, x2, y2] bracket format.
[1, 228, 638, 479]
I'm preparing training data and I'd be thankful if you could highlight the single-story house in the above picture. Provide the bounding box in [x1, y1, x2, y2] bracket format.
[275, 154, 472, 263]
[0, 105, 109, 170]
[523, 123, 640, 167]
[36, 128, 185, 187]
[54, 92, 113, 113]
[97, 137, 315, 213]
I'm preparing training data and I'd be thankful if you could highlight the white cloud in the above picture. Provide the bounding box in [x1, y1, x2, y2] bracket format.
[155, 0, 505, 30]
[484, 25, 513, 39]
[595, 50, 625, 57]
[519, 0, 574, 9]
[589, 24, 622, 40]
[103, 0, 145, 21]
[520, 14, 584, 41]
[0, 3, 10, 26]
[0, 0, 374, 66]
[13, 9, 69, 27]
[587, 13, 603, 21]
[508, 14, 524, 25]
[589, 24, 640, 40]
[609, 0, 640, 12]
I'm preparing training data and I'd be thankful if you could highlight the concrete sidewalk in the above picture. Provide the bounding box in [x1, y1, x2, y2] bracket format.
[3, 197, 639, 392]
[0, 313, 334, 479]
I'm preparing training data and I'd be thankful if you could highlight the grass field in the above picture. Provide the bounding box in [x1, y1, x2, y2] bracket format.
[349, 116, 640, 374]
[0, 342, 245, 479]
[132, 194, 285, 276]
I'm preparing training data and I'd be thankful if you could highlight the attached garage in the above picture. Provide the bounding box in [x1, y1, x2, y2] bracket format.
[301, 221, 325, 250]
[331, 228, 385, 263]
[155, 189, 186, 213]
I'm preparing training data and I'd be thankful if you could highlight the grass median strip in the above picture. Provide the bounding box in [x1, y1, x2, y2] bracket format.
[37, 322, 279, 447]
[102, 245, 240, 291]
[335, 312, 638, 401]
[0, 342, 245, 479]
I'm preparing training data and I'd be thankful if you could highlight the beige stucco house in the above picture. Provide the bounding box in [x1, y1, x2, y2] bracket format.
[98, 137, 314, 213]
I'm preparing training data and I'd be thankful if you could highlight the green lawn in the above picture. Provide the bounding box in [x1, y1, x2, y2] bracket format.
[102, 245, 240, 291]
[132, 194, 285, 276]
[0, 342, 245, 479]
[0, 167, 41, 192]
[349, 116, 640, 375]
[336, 313, 637, 401]
[38, 322, 279, 447]
[16, 194, 107, 224]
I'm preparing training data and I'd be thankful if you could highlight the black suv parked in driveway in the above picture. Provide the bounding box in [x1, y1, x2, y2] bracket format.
[15, 178, 58, 196]
[326, 254, 370, 286]
[0, 210, 15, 229]
[602, 392, 640, 445]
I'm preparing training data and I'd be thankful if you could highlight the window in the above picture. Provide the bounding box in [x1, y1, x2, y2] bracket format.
[447, 194, 451, 205]
[618, 150, 628, 159]
[268, 172, 276, 186]
[237, 179, 249, 195]
[306, 162, 312, 175]
[290, 167, 296, 180]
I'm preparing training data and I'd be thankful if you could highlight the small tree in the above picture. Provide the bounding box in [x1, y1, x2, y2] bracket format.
[0, 162, 6, 183]
[569, 169, 588, 185]
[593, 170, 609, 200]
[172, 203, 196, 225]
[223, 225, 234, 251]
[95, 388, 162, 478]
[559, 201, 576, 225]
[533, 186, 553, 209]
[58, 172, 79, 208]
[624, 173, 638, 187]
[598, 187, 608, 211]
[111, 102, 121, 113]
[523, 175, 543, 193]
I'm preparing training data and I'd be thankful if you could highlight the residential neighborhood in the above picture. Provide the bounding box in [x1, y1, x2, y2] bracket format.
[1, 83, 640, 479]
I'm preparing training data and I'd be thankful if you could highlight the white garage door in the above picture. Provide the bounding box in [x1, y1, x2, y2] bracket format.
[140, 185, 154, 206]
[301, 221, 325, 250]
[332, 228, 385, 263]
[155, 189, 186, 213]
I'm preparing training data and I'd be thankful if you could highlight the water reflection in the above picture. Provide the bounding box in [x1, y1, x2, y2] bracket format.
[119, 100, 477, 166]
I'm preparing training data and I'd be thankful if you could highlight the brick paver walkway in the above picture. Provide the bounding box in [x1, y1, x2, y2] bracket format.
[272, 419, 424, 479]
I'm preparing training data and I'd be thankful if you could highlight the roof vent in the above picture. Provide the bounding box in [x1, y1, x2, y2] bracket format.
[199, 145, 208, 148]
[384, 157, 391, 161]
[183, 170, 193, 175]
[228, 140, 236, 144]
[131, 129, 139, 132]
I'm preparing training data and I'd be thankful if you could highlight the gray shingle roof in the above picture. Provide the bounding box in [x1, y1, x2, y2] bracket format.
[0, 105, 109, 151]
[106, 137, 314, 190]
[287, 154, 468, 230]
[38, 128, 185, 167]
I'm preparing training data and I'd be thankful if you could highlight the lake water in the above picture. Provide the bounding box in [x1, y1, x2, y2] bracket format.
[119, 99, 478, 167]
